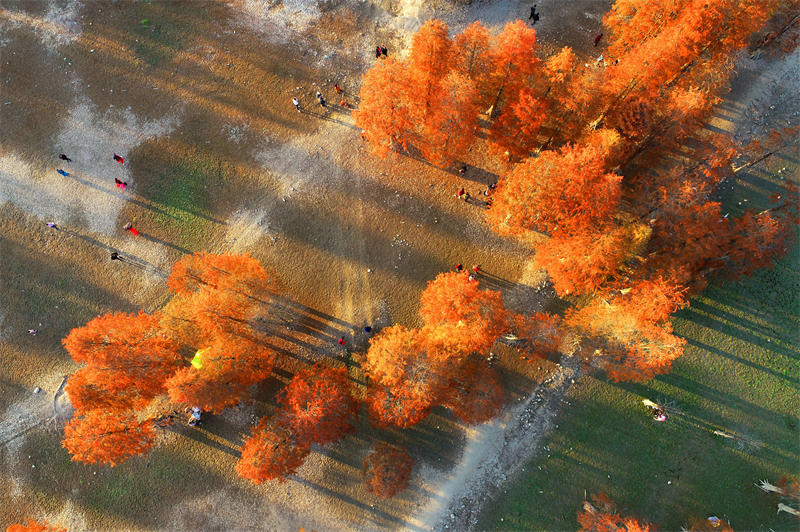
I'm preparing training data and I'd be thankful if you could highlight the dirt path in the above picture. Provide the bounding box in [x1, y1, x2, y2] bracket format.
[412, 356, 580, 531]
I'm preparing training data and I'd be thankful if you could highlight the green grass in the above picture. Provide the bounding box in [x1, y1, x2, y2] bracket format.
[140, 157, 225, 252]
[477, 163, 799, 530]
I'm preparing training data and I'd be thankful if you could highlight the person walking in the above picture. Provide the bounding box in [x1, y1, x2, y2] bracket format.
[111, 252, 124, 261]
[46, 222, 58, 229]
[114, 178, 127, 189]
[459, 165, 467, 175]
[594, 33, 603, 46]
[113, 153, 124, 164]
[292, 97, 301, 112]
[57, 169, 69, 177]
[529, 5, 539, 24]
[123, 223, 140, 236]
[338, 336, 346, 346]
[58, 153, 72, 162]
[334, 83, 343, 94]
[457, 186, 465, 199]
[316, 91, 326, 108]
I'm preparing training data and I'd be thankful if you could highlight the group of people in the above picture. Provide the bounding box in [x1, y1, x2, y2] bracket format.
[456, 166, 497, 209]
[50, 151, 139, 260]
[293, 82, 350, 113]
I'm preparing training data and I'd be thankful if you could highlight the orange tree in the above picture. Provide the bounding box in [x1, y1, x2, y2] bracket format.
[61, 253, 284, 466]
[362, 443, 414, 498]
[235, 415, 310, 484]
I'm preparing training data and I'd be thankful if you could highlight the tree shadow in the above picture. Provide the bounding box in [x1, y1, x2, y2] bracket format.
[138, 231, 193, 255]
[290, 476, 413, 528]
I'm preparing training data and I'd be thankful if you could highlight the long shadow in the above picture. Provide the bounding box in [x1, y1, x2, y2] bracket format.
[302, 108, 360, 129]
[138, 231, 193, 255]
[59, 228, 116, 253]
[652, 372, 792, 432]
[161, 422, 243, 459]
[57, 228, 169, 279]
[119, 254, 170, 278]
[475, 270, 519, 290]
[687, 298, 792, 341]
[64, 172, 181, 222]
[291, 476, 411, 528]
[685, 337, 799, 386]
[677, 306, 799, 361]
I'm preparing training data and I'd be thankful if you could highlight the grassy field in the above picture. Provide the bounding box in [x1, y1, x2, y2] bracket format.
[477, 161, 800, 530]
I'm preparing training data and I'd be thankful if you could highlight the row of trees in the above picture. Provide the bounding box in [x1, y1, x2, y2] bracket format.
[61, 253, 563, 493]
[355, 1, 799, 380]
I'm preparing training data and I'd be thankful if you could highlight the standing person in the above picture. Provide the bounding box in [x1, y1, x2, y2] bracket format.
[316, 91, 326, 108]
[113, 153, 124, 164]
[46, 222, 58, 229]
[380, 45, 387, 56]
[375, 45, 382, 58]
[292, 97, 301, 112]
[187, 406, 202, 426]
[334, 83, 343, 94]
[114, 178, 127, 189]
[455, 263, 463, 272]
[459, 165, 467, 175]
[57, 169, 70, 177]
[594, 33, 603, 46]
[58, 153, 72, 162]
[457, 186, 465, 199]
[111, 252, 124, 261]
[338, 336, 346, 346]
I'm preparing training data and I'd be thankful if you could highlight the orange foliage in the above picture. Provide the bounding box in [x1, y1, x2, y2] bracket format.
[454, 21, 492, 90]
[354, 19, 480, 166]
[534, 225, 632, 296]
[444, 361, 505, 425]
[577, 493, 653, 531]
[362, 443, 414, 498]
[487, 88, 546, 161]
[62, 311, 182, 398]
[597, 0, 780, 155]
[485, 21, 542, 157]
[567, 286, 687, 381]
[6, 522, 66, 532]
[418, 272, 507, 355]
[236, 415, 310, 484]
[66, 367, 152, 412]
[366, 382, 439, 429]
[165, 334, 274, 413]
[279, 365, 357, 446]
[62, 411, 156, 467]
[168, 252, 277, 297]
[487, 142, 622, 237]
[352, 58, 413, 158]
[511, 312, 565, 356]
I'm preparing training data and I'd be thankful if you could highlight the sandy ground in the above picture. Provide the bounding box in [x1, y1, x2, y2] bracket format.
[2, 0, 794, 530]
